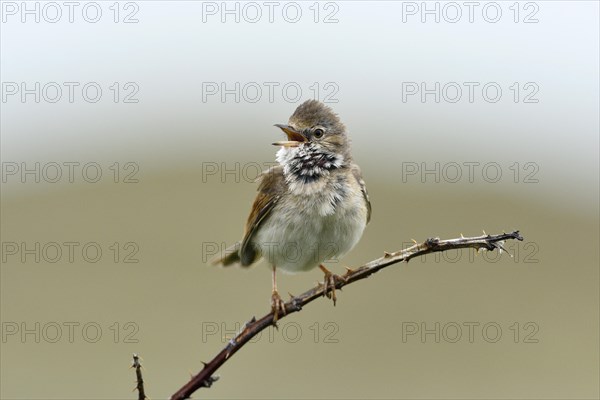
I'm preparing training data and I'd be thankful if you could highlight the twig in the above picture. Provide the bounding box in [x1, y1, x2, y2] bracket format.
[171, 230, 523, 400]
[132, 353, 147, 400]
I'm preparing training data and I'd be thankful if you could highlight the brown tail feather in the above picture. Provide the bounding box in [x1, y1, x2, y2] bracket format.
[211, 242, 241, 266]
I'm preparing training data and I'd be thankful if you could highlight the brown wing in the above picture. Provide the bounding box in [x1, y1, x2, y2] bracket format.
[239, 166, 285, 266]
[351, 165, 371, 224]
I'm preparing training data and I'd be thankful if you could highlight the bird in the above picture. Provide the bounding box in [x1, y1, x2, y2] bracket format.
[212, 100, 371, 322]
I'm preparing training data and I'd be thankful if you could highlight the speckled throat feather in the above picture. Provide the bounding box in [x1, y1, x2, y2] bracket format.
[277, 143, 345, 185]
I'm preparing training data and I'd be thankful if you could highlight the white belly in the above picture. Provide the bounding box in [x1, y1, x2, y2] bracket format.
[253, 187, 367, 273]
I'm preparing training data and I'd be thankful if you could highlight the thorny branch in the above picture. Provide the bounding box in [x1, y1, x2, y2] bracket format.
[131, 353, 147, 400]
[170, 230, 524, 400]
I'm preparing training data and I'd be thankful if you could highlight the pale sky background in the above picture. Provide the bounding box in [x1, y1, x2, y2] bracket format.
[2, 0, 599, 211]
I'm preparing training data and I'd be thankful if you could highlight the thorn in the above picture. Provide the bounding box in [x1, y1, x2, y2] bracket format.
[495, 241, 512, 257]
[240, 318, 253, 332]
[132, 386, 137, 392]
[202, 361, 208, 368]
[482, 229, 487, 236]
[288, 292, 295, 300]
[189, 370, 194, 379]
[460, 233, 465, 239]
[411, 238, 418, 244]
[383, 251, 392, 258]
[344, 266, 355, 275]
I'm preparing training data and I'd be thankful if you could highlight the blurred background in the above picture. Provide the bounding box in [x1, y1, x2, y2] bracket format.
[1, 1, 598, 399]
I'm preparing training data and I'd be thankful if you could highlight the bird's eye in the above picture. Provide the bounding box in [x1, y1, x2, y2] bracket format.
[313, 128, 324, 138]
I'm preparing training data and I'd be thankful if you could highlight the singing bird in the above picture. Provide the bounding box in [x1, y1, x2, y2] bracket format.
[213, 100, 371, 321]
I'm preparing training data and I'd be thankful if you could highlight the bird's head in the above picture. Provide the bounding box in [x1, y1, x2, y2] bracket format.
[274, 99, 349, 156]
[273, 100, 350, 183]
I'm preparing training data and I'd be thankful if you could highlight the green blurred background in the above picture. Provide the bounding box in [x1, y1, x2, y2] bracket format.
[1, 1, 598, 399]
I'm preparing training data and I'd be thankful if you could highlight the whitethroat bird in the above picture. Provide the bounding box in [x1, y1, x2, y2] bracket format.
[213, 100, 371, 321]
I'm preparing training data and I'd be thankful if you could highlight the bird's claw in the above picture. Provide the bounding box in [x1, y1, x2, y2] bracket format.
[319, 264, 347, 306]
[271, 290, 286, 325]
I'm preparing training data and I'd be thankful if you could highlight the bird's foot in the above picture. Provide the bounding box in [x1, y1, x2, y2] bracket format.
[271, 290, 286, 325]
[319, 264, 347, 306]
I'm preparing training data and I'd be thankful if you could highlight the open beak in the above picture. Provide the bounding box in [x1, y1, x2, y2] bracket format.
[273, 124, 307, 147]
